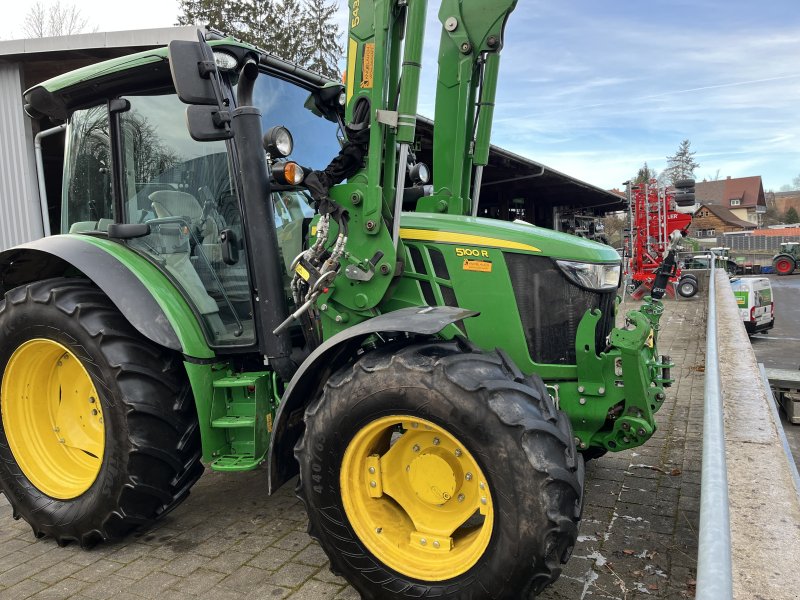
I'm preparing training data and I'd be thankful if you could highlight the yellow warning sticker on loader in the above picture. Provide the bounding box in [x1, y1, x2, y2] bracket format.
[463, 259, 492, 273]
[361, 43, 375, 89]
[295, 263, 311, 281]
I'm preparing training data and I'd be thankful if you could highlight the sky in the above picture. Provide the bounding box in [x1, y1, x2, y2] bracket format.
[7, 0, 800, 192]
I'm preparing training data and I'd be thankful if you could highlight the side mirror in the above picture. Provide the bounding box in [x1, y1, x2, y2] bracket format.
[186, 105, 234, 142]
[168, 40, 218, 105]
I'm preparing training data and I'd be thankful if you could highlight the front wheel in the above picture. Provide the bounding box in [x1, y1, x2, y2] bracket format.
[0, 278, 203, 547]
[295, 340, 583, 599]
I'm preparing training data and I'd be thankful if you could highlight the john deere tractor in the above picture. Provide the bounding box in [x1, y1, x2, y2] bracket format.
[0, 2, 673, 598]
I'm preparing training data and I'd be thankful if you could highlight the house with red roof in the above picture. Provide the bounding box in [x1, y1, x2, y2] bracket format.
[688, 203, 757, 239]
[695, 176, 766, 226]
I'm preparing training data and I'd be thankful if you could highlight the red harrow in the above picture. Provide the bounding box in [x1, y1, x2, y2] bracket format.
[626, 179, 695, 299]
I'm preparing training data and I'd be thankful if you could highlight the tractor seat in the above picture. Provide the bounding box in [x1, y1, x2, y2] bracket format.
[149, 190, 204, 222]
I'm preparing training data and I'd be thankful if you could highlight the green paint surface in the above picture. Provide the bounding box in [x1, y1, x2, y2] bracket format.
[72, 235, 214, 359]
[399, 213, 621, 263]
[30, 39, 257, 94]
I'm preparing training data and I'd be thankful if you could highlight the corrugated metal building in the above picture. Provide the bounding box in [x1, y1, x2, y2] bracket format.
[0, 26, 624, 252]
[0, 60, 44, 248]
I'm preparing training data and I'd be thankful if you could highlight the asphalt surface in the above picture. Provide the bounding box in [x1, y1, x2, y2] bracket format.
[747, 274, 800, 465]
[0, 297, 706, 599]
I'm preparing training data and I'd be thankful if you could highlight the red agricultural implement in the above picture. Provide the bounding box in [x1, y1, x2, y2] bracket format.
[626, 179, 696, 299]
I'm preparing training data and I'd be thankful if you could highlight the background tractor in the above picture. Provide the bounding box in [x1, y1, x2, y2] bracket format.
[0, 2, 674, 598]
[773, 242, 800, 275]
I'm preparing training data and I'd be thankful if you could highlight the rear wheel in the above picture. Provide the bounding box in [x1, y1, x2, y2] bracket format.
[295, 339, 583, 599]
[0, 278, 203, 547]
[774, 256, 796, 275]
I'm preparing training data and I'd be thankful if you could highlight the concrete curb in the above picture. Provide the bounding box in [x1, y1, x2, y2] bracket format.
[715, 271, 800, 600]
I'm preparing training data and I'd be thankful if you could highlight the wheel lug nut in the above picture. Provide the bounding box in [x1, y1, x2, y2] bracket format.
[92, 409, 98, 416]
[432, 438, 440, 446]
[465, 472, 472, 481]
[479, 482, 485, 490]
[412, 445, 420, 453]
[375, 528, 382, 534]
[457, 494, 465, 502]
[411, 422, 418, 428]
[420, 538, 427, 546]
[481, 497, 487, 505]
[370, 481, 377, 488]
[454, 449, 462, 457]
[368, 466, 375, 474]
[433, 541, 440, 549]
[89, 397, 96, 404]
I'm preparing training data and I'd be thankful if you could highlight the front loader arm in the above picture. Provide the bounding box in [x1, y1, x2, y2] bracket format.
[292, 0, 519, 338]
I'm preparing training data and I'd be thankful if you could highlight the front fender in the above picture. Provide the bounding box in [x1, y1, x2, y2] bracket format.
[267, 305, 477, 493]
[0, 235, 213, 359]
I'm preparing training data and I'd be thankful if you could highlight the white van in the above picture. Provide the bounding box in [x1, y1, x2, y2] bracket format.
[730, 277, 774, 334]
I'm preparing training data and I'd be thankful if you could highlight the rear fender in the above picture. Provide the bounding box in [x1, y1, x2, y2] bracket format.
[267, 305, 477, 493]
[0, 235, 214, 359]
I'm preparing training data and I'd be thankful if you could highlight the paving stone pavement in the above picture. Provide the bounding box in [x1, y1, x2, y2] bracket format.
[0, 297, 705, 600]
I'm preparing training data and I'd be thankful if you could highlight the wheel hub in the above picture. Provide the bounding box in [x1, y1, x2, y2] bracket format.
[341, 415, 493, 581]
[407, 451, 458, 504]
[1, 339, 105, 499]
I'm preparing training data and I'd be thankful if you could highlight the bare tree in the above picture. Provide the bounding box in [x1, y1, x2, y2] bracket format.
[23, 1, 93, 38]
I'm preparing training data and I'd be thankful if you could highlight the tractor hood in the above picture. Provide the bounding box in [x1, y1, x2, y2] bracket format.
[399, 213, 620, 263]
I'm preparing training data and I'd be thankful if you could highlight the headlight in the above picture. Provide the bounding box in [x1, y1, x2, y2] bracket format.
[213, 51, 239, 71]
[556, 260, 620, 290]
[263, 126, 294, 158]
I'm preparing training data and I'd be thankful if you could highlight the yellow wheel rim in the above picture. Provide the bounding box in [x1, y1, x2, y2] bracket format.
[341, 415, 493, 581]
[1, 339, 105, 499]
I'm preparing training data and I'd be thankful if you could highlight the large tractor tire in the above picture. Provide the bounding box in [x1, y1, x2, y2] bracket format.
[295, 339, 584, 600]
[774, 255, 796, 276]
[0, 278, 203, 547]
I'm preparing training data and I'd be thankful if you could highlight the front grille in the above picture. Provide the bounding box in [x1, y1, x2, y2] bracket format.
[505, 253, 616, 365]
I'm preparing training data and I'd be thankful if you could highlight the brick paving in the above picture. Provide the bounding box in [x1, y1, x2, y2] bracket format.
[0, 296, 705, 599]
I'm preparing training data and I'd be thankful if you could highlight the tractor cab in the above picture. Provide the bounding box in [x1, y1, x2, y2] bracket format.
[30, 41, 341, 349]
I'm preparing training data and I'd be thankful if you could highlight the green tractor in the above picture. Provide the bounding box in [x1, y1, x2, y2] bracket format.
[0, 2, 673, 598]
[773, 242, 800, 275]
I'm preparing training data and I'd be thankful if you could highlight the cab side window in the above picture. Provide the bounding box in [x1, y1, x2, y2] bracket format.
[61, 105, 114, 233]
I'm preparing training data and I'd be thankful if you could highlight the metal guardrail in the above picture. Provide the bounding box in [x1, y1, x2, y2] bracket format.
[695, 258, 734, 599]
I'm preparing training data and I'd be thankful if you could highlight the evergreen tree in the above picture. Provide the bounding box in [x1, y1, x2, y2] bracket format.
[633, 162, 656, 184]
[301, 0, 344, 79]
[274, 0, 306, 63]
[177, 0, 236, 38]
[177, 0, 343, 78]
[785, 207, 800, 224]
[664, 139, 700, 185]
